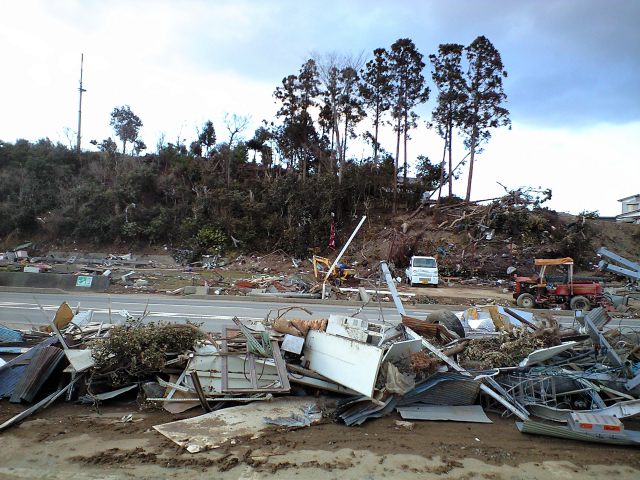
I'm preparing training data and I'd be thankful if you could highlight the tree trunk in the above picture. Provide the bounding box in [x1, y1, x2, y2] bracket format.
[448, 123, 453, 196]
[437, 130, 447, 204]
[373, 103, 380, 164]
[301, 153, 306, 182]
[335, 114, 343, 183]
[393, 116, 401, 215]
[342, 117, 348, 164]
[402, 111, 408, 189]
[465, 128, 477, 202]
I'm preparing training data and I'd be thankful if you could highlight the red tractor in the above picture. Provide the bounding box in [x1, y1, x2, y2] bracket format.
[513, 257, 609, 311]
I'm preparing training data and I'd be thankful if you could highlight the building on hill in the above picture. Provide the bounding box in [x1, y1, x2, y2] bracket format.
[617, 194, 640, 224]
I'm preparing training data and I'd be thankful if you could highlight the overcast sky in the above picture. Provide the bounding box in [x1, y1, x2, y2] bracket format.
[1, 0, 638, 215]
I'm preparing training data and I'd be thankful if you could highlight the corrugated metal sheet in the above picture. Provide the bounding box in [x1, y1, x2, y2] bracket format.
[527, 399, 640, 423]
[337, 396, 398, 426]
[0, 324, 22, 343]
[0, 336, 59, 400]
[398, 373, 481, 406]
[516, 420, 640, 446]
[0, 347, 28, 354]
[397, 405, 492, 423]
[0, 365, 27, 398]
[10, 345, 65, 403]
[586, 307, 610, 330]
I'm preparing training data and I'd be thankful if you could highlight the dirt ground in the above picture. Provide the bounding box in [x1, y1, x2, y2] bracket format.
[1, 399, 639, 479]
[406, 284, 514, 305]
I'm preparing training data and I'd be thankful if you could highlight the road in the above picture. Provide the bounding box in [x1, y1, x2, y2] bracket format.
[0, 291, 440, 331]
[0, 291, 637, 332]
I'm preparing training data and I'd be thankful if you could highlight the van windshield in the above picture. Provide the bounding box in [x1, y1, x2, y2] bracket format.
[413, 258, 436, 268]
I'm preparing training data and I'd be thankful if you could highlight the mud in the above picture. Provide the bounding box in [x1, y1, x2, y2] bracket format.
[1, 400, 640, 479]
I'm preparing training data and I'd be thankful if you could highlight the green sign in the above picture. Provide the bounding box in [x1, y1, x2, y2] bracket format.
[76, 276, 93, 287]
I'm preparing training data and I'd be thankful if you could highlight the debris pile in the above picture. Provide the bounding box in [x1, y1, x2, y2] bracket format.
[2, 260, 640, 449]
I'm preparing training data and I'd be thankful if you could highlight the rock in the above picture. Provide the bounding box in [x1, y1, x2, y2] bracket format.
[395, 420, 414, 430]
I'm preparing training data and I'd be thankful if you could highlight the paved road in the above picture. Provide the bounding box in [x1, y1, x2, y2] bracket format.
[0, 291, 443, 331]
[1, 291, 637, 332]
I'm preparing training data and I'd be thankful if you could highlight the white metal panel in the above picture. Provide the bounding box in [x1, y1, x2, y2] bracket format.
[518, 342, 577, 367]
[326, 315, 369, 342]
[397, 405, 492, 423]
[304, 330, 383, 398]
[281, 334, 304, 354]
[381, 339, 423, 363]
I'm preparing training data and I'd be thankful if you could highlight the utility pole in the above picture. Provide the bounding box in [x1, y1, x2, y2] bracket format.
[76, 53, 86, 154]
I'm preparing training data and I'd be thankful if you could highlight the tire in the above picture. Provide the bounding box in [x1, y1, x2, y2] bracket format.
[429, 309, 465, 338]
[569, 295, 591, 311]
[516, 293, 535, 309]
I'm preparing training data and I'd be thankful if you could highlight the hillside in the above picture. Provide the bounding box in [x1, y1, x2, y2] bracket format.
[0, 139, 638, 280]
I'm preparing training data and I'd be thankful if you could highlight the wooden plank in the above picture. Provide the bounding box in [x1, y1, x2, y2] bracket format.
[247, 353, 258, 389]
[271, 339, 290, 391]
[221, 328, 229, 393]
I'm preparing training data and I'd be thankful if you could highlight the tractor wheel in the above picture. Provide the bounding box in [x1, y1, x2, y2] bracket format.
[570, 295, 591, 311]
[516, 293, 535, 309]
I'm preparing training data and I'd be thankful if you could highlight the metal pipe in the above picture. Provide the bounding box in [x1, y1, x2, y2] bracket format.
[379, 261, 406, 316]
[321, 215, 367, 299]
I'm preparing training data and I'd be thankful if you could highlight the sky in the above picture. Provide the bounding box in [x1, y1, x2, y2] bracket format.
[1, 0, 638, 216]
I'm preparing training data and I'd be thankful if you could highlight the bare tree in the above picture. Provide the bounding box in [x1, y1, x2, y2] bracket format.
[225, 113, 250, 147]
[223, 113, 250, 186]
[313, 51, 366, 183]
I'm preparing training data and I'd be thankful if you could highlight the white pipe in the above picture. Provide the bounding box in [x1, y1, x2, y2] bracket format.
[322, 216, 367, 299]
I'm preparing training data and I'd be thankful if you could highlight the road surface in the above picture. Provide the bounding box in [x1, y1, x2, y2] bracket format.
[0, 291, 440, 331]
[0, 291, 637, 332]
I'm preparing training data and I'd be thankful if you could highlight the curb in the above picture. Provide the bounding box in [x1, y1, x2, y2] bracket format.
[0, 286, 68, 294]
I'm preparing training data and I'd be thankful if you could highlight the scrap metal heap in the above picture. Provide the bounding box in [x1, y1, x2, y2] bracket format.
[1, 262, 640, 448]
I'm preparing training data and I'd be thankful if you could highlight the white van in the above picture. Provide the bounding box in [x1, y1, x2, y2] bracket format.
[405, 256, 439, 287]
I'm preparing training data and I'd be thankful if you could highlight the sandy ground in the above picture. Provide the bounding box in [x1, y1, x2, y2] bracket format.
[1, 400, 639, 479]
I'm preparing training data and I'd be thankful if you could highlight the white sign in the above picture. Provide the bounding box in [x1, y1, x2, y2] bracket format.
[76, 276, 93, 287]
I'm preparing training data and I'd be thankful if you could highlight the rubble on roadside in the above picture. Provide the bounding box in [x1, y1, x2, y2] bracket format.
[2, 260, 640, 449]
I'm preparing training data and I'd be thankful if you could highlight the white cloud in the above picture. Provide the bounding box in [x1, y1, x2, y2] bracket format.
[367, 120, 640, 217]
[469, 122, 640, 216]
[1, 0, 637, 217]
